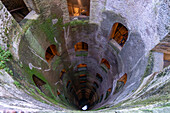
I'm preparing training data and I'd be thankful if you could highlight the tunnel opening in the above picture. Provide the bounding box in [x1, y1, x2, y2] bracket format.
[1, 0, 30, 23]
[0, 0, 169, 112]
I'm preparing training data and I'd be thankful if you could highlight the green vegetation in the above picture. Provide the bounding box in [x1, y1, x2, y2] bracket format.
[25, 85, 66, 108]
[141, 109, 153, 113]
[0, 47, 13, 75]
[143, 52, 154, 78]
[69, 20, 88, 26]
[157, 67, 170, 78]
[126, 95, 170, 107]
[23, 65, 47, 83]
[14, 80, 22, 88]
[39, 18, 56, 40]
[22, 65, 60, 105]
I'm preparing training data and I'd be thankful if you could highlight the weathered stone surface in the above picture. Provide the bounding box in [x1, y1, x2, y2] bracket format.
[0, 70, 62, 111]
[0, 0, 169, 112]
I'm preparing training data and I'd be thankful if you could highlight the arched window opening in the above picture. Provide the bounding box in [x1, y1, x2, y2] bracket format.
[66, 80, 71, 88]
[67, 0, 90, 20]
[92, 86, 96, 92]
[75, 42, 88, 51]
[77, 64, 87, 71]
[96, 73, 103, 83]
[65, 97, 69, 103]
[80, 81, 87, 85]
[1, 0, 30, 23]
[99, 94, 103, 103]
[89, 91, 94, 100]
[60, 69, 66, 80]
[113, 73, 127, 94]
[109, 23, 128, 47]
[32, 74, 46, 91]
[118, 73, 127, 84]
[96, 98, 99, 104]
[81, 85, 86, 89]
[45, 45, 59, 63]
[79, 74, 87, 80]
[104, 88, 112, 100]
[164, 53, 170, 68]
[93, 82, 99, 89]
[70, 86, 74, 92]
[57, 90, 61, 96]
[101, 58, 110, 72]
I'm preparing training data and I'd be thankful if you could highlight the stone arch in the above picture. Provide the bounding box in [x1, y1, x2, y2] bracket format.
[99, 94, 103, 103]
[109, 23, 128, 47]
[93, 82, 99, 89]
[104, 88, 112, 100]
[74, 42, 88, 52]
[79, 74, 87, 80]
[96, 73, 103, 83]
[113, 73, 127, 94]
[57, 89, 61, 96]
[45, 44, 59, 63]
[60, 69, 66, 80]
[32, 74, 46, 91]
[66, 80, 71, 88]
[101, 58, 110, 72]
[118, 73, 127, 84]
[77, 64, 87, 71]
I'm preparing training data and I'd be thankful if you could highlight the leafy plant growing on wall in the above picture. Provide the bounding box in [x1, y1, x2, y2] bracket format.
[0, 47, 13, 75]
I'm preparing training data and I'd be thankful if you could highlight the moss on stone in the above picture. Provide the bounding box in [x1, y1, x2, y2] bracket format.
[22, 64, 47, 83]
[157, 67, 170, 78]
[69, 20, 88, 26]
[31, 16, 63, 44]
[143, 52, 154, 78]
[14, 80, 22, 88]
[0, 47, 13, 75]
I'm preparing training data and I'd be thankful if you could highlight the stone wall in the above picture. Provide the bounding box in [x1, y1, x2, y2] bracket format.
[90, 0, 169, 51]
[0, 1, 22, 60]
[0, 0, 169, 111]
[34, 0, 70, 23]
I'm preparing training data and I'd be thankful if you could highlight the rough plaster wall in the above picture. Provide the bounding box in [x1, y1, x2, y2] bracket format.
[90, 0, 107, 25]
[106, 66, 170, 113]
[152, 52, 164, 72]
[23, 0, 40, 13]
[97, 0, 169, 74]
[0, 1, 22, 60]
[0, 0, 169, 111]
[34, 0, 70, 23]
[120, 32, 146, 73]
[91, 0, 169, 51]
